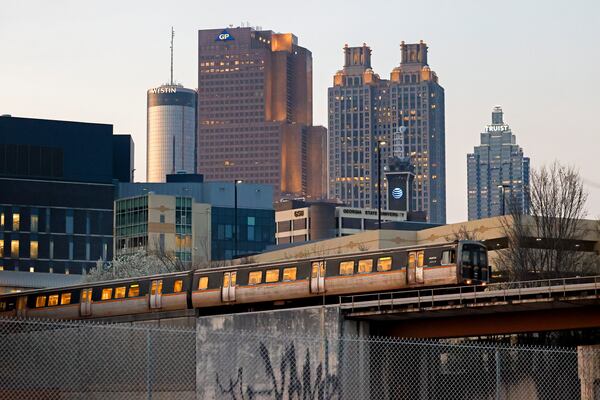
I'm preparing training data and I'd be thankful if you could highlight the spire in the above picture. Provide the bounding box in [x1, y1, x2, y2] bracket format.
[170, 27, 175, 85]
[492, 106, 503, 124]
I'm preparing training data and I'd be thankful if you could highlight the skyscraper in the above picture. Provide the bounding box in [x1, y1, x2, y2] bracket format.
[328, 42, 446, 223]
[147, 29, 197, 182]
[467, 106, 530, 220]
[197, 27, 326, 201]
[146, 85, 197, 182]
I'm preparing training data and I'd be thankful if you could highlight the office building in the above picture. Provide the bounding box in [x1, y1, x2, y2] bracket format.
[467, 106, 530, 220]
[115, 194, 211, 265]
[274, 199, 434, 245]
[328, 42, 446, 223]
[147, 85, 197, 182]
[197, 27, 327, 200]
[0, 116, 133, 291]
[116, 176, 275, 261]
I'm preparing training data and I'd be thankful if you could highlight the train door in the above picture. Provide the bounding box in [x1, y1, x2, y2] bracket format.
[416, 251, 425, 284]
[310, 261, 326, 294]
[407, 252, 416, 284]
[16, 296, 27, 318]
[221, 272, 237, 302]
[80, 288, 92, 317]
[150, 280, 163, 309]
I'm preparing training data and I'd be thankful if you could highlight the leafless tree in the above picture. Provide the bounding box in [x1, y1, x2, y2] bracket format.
[497, 161, 591, 280]
[450, 224, 479, 241]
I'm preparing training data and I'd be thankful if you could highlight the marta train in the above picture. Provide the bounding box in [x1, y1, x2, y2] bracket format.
[0, 240, 489, 320]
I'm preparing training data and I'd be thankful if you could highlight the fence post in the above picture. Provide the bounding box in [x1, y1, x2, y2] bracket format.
[146, 328, 152, 400]
[495, 347, 501, 400]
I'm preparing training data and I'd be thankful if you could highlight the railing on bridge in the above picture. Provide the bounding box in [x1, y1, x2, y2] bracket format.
[339, 275, 600, 314]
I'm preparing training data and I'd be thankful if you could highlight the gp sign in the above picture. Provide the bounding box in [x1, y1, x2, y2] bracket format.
[216, 29, 234, 42]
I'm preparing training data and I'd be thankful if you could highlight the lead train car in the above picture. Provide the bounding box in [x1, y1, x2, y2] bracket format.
[0, 240, 489, 320]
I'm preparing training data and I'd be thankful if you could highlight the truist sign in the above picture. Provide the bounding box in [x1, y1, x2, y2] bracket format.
[215, 29, 234, 42]
[149, 87, 177, 94]
[485, 125, 509, 132]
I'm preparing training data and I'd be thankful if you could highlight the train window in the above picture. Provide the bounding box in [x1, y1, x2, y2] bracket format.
[441, 250, 456, 265]
[265, 269, 279, 283]
[339, 261, 354, 275]
[408, 253, 416, 268]
[198, 277, 209, 290]
[128, 284, 140, 297]
[114, 286, 126, 299]
[223, 274, 230, 288]
[358, 259, 373, 273]
[282, 267, 297, 281]
[61, 293, 71, 305]
[230, 272, 236, 286]
[173, 280, 183, 293]
[35, 296, 46, 308]
[248, 271, 263, 285]
[151, 281, 163, 295]
[0, 302, 5, 311]
[417, 252, 425, 267]
[81, 289, 91, 303]
[377, 257, 392, 272]
[101, 288, 113, 300]
[48, 294, 59, 306]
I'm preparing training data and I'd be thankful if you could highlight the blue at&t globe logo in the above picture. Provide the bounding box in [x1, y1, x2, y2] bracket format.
[392, 187, 403, 200]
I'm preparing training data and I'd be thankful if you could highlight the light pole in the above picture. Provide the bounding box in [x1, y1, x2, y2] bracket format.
[233, 180, 242, 258]
[376, 140, 387, 229]
[498, 184, 510, 216]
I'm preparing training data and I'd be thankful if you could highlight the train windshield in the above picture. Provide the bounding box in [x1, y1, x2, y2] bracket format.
[461, 243, 488, 268]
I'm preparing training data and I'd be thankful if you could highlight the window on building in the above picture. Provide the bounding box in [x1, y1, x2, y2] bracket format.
[377, 257, 392, 272]
[173, 279, 183, 293]
[0, 212, 4, 229]
[35, 296, 46, 308]
[265, 269, 279, 283]
[248, 271, 262, 285]
[10, 240, 19, 258]
[48, 294, 59, 306]
[339, 261, 355, 275]
[358, 259, 373, 273]
[101, 288, 113, 300]
[66, 212, 73, 234]
[61, 293, 71, 305]
[282, 267, 297, 281]
[0, 241, 4, 257]
[29, 266, 35, 273]
[30, 241, 38, 259]
[12, 213, 20, 231]
[128, 284, 140, 297]
[30, 214, 38, 233]
[114, 286, 126, 299]
[198, 277, 209, 290]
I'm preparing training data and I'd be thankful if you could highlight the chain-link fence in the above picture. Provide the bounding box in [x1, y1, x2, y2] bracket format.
[0, 317, 598, 399]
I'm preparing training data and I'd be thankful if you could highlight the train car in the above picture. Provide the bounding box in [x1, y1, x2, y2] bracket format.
[0, 271, 192, 320]
[191, 240, 489, 307]
[0, 240, 489, 320]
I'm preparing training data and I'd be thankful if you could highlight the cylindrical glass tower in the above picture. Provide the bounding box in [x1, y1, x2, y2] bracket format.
[146, 84, 197, 182]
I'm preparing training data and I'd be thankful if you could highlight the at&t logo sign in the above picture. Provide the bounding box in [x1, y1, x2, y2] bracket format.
[392, 187, 403, 200]
[216, 29, 234, 42]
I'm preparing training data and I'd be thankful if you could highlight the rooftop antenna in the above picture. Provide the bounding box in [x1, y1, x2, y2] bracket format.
[170, 27, 175, 85]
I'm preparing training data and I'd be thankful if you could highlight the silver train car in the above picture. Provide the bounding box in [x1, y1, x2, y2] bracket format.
[0, 240, 489, 320]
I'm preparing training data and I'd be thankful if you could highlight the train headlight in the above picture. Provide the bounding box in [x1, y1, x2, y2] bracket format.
[481, 282, 487, 287]
[466, 279, 472, 285]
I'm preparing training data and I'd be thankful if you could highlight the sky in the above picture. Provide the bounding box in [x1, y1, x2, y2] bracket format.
[1, 0, 599, 223]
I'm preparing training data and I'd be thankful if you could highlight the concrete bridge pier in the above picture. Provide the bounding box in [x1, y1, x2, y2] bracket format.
[578, 344, 600, 400]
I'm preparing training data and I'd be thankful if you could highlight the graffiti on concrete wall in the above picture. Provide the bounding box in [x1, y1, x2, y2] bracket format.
[216, 340, 340, 400]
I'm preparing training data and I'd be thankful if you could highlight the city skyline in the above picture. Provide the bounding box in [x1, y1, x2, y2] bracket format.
[1, 0, 599, 222]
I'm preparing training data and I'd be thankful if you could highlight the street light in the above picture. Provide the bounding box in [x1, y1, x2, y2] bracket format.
[498, 184, 510, 216]
[376, 140, 387, 230]
[233, 180, 243, 258]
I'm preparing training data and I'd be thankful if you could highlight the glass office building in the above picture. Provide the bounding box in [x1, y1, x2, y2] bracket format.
[467, 106, 530, 220]
[147, 85, 197, 182]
